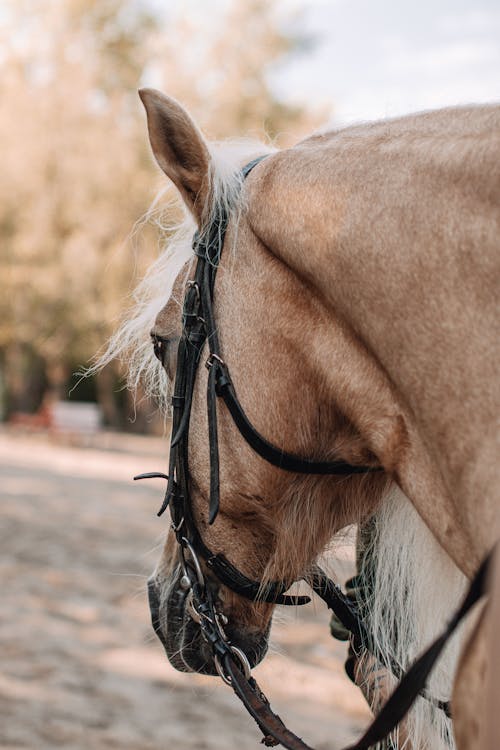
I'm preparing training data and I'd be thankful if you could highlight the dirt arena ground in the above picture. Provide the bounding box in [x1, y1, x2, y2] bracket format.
[0, 428, 370, 750]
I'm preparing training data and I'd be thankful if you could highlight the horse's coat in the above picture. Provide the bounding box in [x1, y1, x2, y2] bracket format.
[110, 90, 499, 749]
[246, 107, 499, 575]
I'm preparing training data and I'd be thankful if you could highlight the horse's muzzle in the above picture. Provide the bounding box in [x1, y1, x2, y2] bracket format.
[147, 573, 269, 675]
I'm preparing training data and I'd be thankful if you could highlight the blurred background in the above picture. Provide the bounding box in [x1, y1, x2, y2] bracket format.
[1, 2, 499, 749]
[1, 0, 499, 432]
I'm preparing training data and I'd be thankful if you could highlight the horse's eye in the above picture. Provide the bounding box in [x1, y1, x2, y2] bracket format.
[151, 332, 180, 380]
[152, 335, 165, 364]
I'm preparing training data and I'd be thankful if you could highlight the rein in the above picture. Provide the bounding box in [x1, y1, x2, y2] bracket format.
[136, 157, 492, 749]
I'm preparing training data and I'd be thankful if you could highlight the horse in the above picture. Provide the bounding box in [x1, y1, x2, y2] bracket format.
[102, 90, 500, 749]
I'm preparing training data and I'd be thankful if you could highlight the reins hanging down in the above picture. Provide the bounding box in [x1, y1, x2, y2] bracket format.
[136, 156, 492, 750]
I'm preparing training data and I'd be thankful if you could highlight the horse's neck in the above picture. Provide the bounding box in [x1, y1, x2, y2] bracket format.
[248, 105, 500, 569]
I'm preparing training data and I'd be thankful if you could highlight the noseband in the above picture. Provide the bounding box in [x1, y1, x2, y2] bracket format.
[136, 157, 491, 750]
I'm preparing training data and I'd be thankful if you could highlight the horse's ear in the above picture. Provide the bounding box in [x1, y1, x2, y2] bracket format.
[138, 88, 210, 223]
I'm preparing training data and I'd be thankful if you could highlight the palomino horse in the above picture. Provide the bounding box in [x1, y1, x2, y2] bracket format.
[105, 90, 499, 748]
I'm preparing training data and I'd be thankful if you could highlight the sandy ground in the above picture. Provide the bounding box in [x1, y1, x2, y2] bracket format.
[0, 428, 371, 750]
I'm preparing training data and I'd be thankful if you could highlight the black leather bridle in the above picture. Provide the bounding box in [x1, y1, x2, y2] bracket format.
[139, 155, 381, 608]
[136, 157, 492, 750]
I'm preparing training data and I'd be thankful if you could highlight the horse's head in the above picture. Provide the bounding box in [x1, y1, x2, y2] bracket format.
[139, 89, 392, 676]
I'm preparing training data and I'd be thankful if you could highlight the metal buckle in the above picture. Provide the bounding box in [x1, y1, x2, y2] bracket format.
[184, 281, 206, 325]
[185, 279, 200, 298]
[205, 353, 225, 370]
[214, 647, 252, 686]
[171, 516, 184, 533]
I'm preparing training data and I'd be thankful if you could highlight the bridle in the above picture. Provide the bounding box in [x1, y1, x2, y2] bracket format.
[140, 155, 382, 610]
[136, 157, 491, 750]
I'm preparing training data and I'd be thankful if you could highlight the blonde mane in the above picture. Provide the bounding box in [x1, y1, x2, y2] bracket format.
[90, 138, 274, 413]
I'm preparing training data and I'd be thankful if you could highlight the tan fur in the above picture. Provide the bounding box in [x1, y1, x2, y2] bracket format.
[140, 91, 500, 748]
[247, 107, 500, 573]
[452, 604, 489, 748]
[244, 108, 500, 747]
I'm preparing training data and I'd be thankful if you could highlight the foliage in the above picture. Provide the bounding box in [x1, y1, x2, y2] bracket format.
[0, 0, 323, 427]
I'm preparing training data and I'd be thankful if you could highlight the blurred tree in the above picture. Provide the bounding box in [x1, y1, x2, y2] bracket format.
[0, 0, 158, 425]
[156, 0, 323, 141]
[0, 0, 324, 429]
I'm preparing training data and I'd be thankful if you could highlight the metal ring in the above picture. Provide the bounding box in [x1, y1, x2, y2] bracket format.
[185, 280, 201, 304]
[214, 646, 252, 686]
[171, 516, 184, 533]
[180, 537, 205, 587]
[205, 353, 225, 370]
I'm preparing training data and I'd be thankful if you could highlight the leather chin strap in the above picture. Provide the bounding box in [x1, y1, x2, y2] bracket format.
[137, 156, 493, 749]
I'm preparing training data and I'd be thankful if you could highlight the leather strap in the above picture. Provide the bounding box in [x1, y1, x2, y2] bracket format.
[310, 566, 451, 716]
[220, 551, 491, 750]
[213, 361, 380, 475]
[205, 552, 311, 606]
[207, 360, 221, 523]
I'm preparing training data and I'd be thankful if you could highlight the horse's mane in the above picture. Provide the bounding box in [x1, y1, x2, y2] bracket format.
[89, 139, 274, 413]
[362, 487, 467, 749]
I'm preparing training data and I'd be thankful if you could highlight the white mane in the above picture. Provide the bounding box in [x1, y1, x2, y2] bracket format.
[363, 487, 469, 750]
[91, 139, 274, 413]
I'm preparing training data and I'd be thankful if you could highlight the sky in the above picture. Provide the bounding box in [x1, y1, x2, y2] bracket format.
[273, 0, 500, 124]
